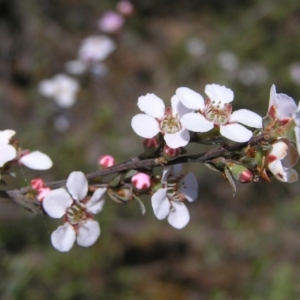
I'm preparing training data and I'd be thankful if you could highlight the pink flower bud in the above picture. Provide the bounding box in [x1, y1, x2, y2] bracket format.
[98, 12, 125, 34]
[116, 1, 134, 16]
[98, 154, 115, 168]
[143, 137, 159, 149]
[239, 169, 254, 183]
[163, 145, 181, 157]
[37, 187, 51, 202]
[131, 173, 151, 190]
[30, 178, 46, 190]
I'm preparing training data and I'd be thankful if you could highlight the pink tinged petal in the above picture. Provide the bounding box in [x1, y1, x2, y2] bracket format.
[151, 188, 170, 220]
[295, 126, 300, 155]
[275, 93, 297, 119]
[270, 140, 288, 161]
[176, 87, 205, 110]
[43, 188, 73, 218]
[230, 109, 262, 128]
[205, 84, 234, 104]
[293, 103, 300, 127]
[282, 143, 299, 168]
[180, 112, 214, 132]
[167, 202, 190, 229]
[0, 145, 17, 167]
[131, 114, 160, 138]
[170, 95, 192, 117]
[86, 188, 106, 214]
[164, 129, 190, 148]
[51, 223, 76, 252]
[137, 94, 165, 119]
[180, 172, 198, 202]
[220, 123, 252, 142]
[67, 171, 88, 201]
[19, 151, 53, 170]
[268, 84, 276, 110]
[0, 130, 16, 146]
[77, 220, 100, 247]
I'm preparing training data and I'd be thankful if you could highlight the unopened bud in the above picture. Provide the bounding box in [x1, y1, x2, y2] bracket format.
[143, 137, 160, 149]
[98, 154, 115, 168]
[227, 162, 253, 183]
[30, 178, 45, 190]
[163, 145, 181, 157]
[131, 173, 151, 191]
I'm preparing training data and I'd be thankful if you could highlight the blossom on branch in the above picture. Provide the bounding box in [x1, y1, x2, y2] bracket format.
[43, 171, 106, 252]
[19, 151, 53, 170]
[38, 74, 79, 108]
[0, 130, 17, 168]
[131, 94, 192, 148]
[151, 165, 198, 229]
[177, 84, 262, 142]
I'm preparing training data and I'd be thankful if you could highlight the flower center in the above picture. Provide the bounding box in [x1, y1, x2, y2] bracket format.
[166, 180, 185, 202]
[160, 108, 182, 134]
[204, 99, 232, 126]
[66, 202, 87, 224]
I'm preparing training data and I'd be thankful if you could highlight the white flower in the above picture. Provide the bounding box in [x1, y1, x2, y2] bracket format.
[43, 171, 106, 252]
[78, 35, 116, 63]
[151, 165, 198, 229]
[177, 84, 262, 142]
[131, 94, 192, 148]
[38, 74, 79, 108]
[0, 130, 17, 168]
[19, 151, 53, 170]
[267, 138, 298, 183]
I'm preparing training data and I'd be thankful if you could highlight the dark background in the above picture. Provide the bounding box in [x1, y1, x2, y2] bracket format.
[1, 0, 300, 299]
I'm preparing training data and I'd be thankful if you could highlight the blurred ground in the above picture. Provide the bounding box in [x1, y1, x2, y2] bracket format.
[1, 0, 300, 299]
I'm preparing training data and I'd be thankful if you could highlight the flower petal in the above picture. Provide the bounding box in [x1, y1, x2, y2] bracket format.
[171, 95, 192, 117]
[180, 172, 198, 202]
[295, 126, 300, 155]
[137, 94, 165, 119]
[77, 220, 100, 247]
[230, 109, 262, 128]
[43, 188, 73, 218]
[275, 94, 297, 119]
[205, 84, 234, 104]
[293, 103, 300, 128]
[176, 87, 205, 110]
[66, 171, 88, 201]
[55, 94, 76, 108]
[0, 145, 17, 167]
[38, 79, 56, 97]
[19, 151, 53, 170]
[180, 112, 214, 132]
[268, 160, 297, 183]
[168, 202, 190, 229]
[282, 143, 299, 168]
[220, 123, 252, 142]
[164, 129, 190, 148]
[151, 188, 170, 220]
[0, 130, 16, 146]
[268, 84, 276, 110]
[131, 114, 160, 138]
[269, 139, 288, 161]
[51, 223, 76, 252]
[86, 188, 106, 214]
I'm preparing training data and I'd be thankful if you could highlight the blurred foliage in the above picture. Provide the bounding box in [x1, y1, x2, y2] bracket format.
[1, 0, 300, 299]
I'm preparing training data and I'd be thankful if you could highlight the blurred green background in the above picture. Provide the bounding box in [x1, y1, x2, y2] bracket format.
[1, 0, 300, 299]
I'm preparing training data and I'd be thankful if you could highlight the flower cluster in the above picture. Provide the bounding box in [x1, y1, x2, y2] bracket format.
[131, 84, 263, 149]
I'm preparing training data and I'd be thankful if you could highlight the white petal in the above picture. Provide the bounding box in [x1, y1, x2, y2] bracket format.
[170, 164, 183, 177]
[161, 164, 183, 183]
[220, 123, 252, 142]
[230, 109, 262, 128]
[268, 160, 296, 182]
[55, 94, 76, 108]
[66, 171, 88, 201]
[171, 95, 192, 117]
[65, 60, 87, 75]
[282, 143, 299, 168]
[282, 168, 298, 183]
[205, 84, 234, 104]
[168, 202, 190, 229]
[19, 151, 53, 170]
[295, 126, 300, 155]
[164, 129, 190, 148]
[180, 112, 214, 132]
[43, 188, 73, 218]
[51, 223, 76, 252]
[270, 139, 288, 161]
[77, 220, 100, 247]
[180, 172, 198, 202]
[131, 114, 160, 138]
[86, 188, 106, 214]
[293, 103, 300, 127]
[151, 188, 170, 220]
[176, 87, 205, 110]
[38, 80, 56, 97]
[0, 130, 16, 146]
[137, 94, 165, 119]
[268, 84, 276, 110]
[0, 145, 17, 167]
[275, 93, 297, 119]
